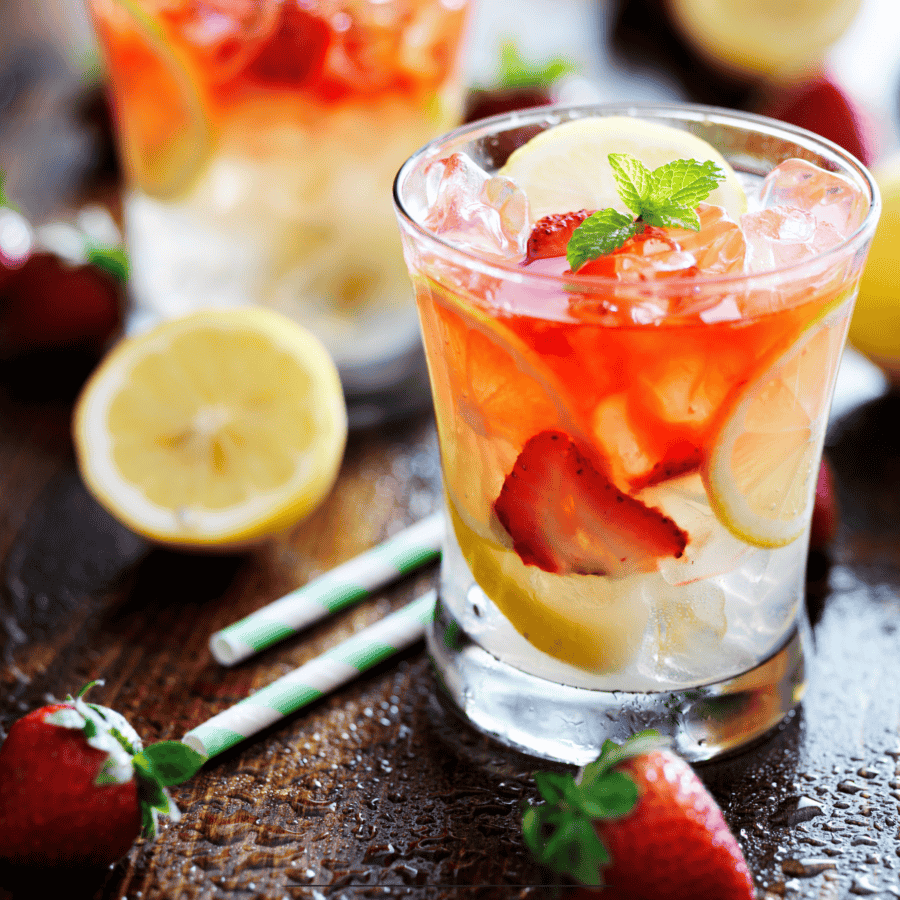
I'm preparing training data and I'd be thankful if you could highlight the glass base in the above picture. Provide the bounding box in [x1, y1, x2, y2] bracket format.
[427, 596, 809, 765]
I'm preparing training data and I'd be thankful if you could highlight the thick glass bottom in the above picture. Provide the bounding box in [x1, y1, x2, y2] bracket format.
[427, 596, 809, 765]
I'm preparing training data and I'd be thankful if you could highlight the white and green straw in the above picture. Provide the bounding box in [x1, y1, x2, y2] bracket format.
[210, 513, 443, 665]
[183, 590, 435, 759]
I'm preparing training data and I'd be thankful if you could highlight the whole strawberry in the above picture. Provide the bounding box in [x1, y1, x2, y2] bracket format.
[0, 682, 204, 868]
[523, 732, 755, 899]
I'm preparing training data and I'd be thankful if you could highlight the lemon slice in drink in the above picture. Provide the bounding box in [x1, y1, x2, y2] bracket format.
[702, 307, 850, 548]
[98, 0, 210, 199]
[73, 308, 348, 549]
[499, 116, 747, 221]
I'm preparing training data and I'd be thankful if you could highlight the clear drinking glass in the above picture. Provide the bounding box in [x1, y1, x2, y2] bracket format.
[86, 0, 471, 425]
[393, 104, 880, 764]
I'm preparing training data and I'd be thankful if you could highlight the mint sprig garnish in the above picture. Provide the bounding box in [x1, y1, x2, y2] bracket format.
[522, 730, 664, 886]
[566, 154, 726, 272]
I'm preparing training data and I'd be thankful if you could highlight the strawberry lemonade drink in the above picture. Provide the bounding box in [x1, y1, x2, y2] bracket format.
[393, 105, 879, 763]
[87, 0, 470, 417]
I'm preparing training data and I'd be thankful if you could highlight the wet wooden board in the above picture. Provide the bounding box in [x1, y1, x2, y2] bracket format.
[1, 363, 900, 899]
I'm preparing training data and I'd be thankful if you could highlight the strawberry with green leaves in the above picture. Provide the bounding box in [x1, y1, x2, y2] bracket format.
[0, 682, 205, 868]
[523, 732, 755, 900]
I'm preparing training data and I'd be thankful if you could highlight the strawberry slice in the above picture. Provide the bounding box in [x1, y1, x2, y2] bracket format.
[628, 440, 702, 492]
[524, 209, 593, 264]
[247, 5, 331, 88]
[493, 430, 688, 577]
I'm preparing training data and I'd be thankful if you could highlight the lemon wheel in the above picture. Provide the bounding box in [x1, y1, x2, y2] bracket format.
[73, 308, 348, 549]
[499, 116, 747, 222]
[702, 305, 851, 548]
[102, 0, 211, 199]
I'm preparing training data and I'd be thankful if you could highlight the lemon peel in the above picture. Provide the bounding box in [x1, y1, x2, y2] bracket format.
[701, 302, 851, 548]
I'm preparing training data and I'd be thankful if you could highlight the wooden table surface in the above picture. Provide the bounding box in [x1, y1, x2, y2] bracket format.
[3, 2, 900, 898]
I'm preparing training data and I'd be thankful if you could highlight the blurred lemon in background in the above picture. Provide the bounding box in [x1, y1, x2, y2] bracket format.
[848, 155, 900, 385]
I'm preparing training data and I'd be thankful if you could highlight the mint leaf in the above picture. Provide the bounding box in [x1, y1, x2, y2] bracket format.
[497, 40, 576, 89]
[651, 158, 725, 211]
[139, 741, 206, 785]
[566, 209, 638, 272]
[608, 153, 652, 215]
[565, 153, 726, 270]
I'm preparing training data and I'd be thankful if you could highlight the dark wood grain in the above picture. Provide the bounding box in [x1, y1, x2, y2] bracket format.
[1, 361, 900, 899]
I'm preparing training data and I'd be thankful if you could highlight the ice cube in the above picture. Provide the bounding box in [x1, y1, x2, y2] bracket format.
[164, 0, 280, 83]
[641, 576, 729, 684]
[741, 206, 844, 272]
[757, 158, 868, 238]
[422, 152, 530, 262]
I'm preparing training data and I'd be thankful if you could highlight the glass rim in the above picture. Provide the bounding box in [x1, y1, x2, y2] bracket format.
[392, 101, 881, 292]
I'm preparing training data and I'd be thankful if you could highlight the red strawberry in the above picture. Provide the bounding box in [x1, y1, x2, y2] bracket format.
[0, 251, 123, 353]
[493, 430, 688, 577]
[247, 5, 331, 88]
[756, 74, 876, 167]
[809, 457, 839, 550]
[628, 440, 702, 492]
[0, 682, 204, 868]
[523, 731, 755, 900]
[524, 210, 593, 264]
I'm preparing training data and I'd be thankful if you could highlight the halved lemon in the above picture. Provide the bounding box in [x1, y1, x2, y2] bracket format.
[73, 308, 348, 549]
[94, 0, 211, 199]
[701, 305, 851, 548]
[499, 116, 747, 222]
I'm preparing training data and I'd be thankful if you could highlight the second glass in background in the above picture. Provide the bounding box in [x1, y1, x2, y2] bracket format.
[88, 0, 471, 424]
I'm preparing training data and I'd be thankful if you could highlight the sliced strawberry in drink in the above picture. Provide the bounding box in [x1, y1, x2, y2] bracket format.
[629, 440, 702, 492]
[247, 4, 331, 88]
[493, 430, 688, 577]
[524, 209, 593, 264]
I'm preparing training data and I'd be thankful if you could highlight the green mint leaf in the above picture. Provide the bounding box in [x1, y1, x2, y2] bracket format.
[564, 153, 726, 267]
[639, 201, 701, 231]
[650, 158, 725, 213]
[497, 40, 576, 89]
[566, 209, 638, 272]
[88, 245, 130, 284]
[139, 741, 206, 785]
[533, 770, 571, 805]
[608, 153, 652, 215]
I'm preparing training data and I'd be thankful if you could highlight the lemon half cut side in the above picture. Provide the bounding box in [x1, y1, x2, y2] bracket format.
[702, 304, 851, 549]
[74, 308, 348, 550]
[499, 116, 747, 222]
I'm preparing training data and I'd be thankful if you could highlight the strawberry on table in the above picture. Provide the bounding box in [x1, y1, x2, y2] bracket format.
[0, 682, 204, 868]
[523, 731, 755, 899]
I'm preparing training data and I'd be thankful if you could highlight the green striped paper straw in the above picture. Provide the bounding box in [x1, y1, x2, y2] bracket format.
[184, 590, 435, 759]
[210, 513, 443, 665]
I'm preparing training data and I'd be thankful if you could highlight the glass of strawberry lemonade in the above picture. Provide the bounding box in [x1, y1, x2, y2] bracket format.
[393, 104, 879, 763]
[87, 0, 470, 423]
